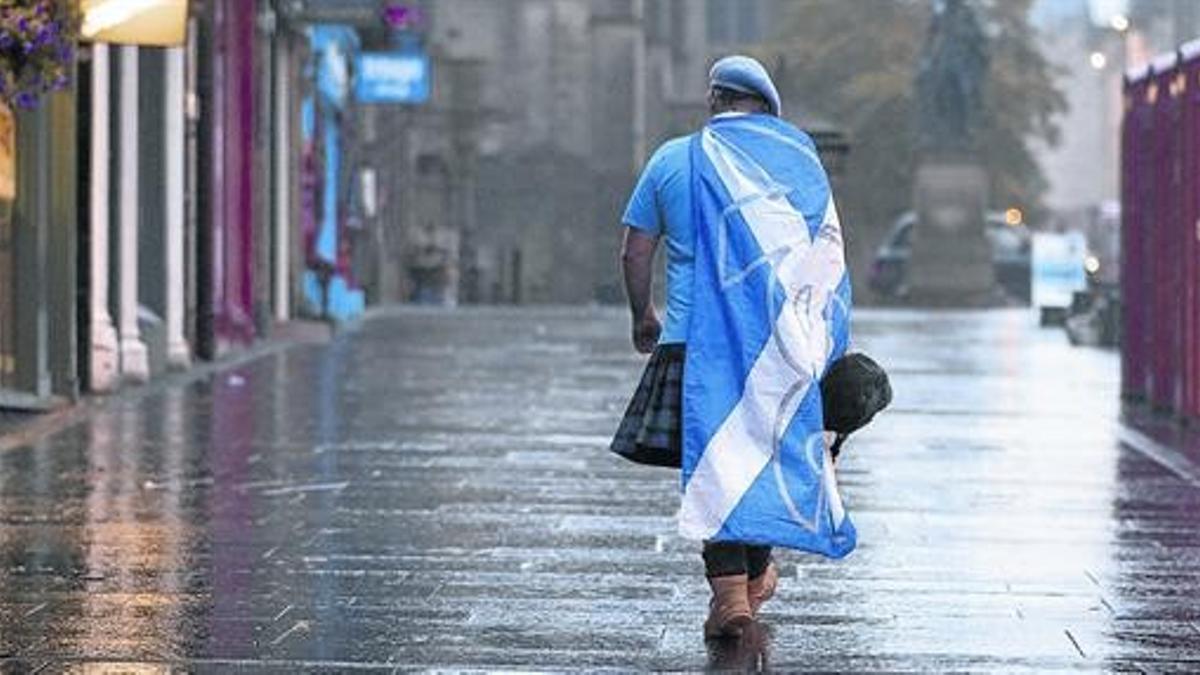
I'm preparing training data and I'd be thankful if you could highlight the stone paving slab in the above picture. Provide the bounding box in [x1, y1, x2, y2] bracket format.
[1, 307, 1199, 671]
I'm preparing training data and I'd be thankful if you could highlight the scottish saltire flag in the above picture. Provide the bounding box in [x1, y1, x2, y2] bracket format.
[680, 114, 855, 558]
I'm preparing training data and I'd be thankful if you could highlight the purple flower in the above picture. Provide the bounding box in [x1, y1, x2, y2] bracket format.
[0, 1, 78, 109]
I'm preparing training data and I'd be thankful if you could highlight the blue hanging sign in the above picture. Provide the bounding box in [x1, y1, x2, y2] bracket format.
[355, 51, 430, 104]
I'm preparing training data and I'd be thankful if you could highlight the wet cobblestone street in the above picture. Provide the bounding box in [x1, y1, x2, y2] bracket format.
[1, 307, 1198, 672]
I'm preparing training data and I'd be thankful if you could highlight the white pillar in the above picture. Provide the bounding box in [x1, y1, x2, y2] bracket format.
[273, 37, 291, 322]
[165, 46, 190, 368]
[89, 44, 119, 392]
[118, 45, 148, 382]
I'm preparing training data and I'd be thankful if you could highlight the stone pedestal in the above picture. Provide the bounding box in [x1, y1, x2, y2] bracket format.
[907, 159, 996, 306]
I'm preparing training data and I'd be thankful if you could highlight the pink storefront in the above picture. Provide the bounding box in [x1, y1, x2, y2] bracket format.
[1123, 41, 1200, 420]
[197, 0, 260, 357]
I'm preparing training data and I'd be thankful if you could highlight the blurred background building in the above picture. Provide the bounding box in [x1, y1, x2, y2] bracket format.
[1031, 0, 1199, 285]
[396, 0, 792, 306]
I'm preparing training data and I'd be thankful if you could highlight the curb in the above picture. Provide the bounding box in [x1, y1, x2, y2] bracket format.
[1117, 424, 1200, 490]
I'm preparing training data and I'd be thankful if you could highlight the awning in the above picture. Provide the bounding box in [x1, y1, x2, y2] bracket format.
[80, 0, 189, 47]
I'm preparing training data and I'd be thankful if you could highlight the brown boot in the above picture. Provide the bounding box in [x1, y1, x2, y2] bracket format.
[704, 574, 753, 639]
[748, 562, 779, 616]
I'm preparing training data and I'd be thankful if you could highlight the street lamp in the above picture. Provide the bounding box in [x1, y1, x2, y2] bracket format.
[1090, 51, 1109, 70]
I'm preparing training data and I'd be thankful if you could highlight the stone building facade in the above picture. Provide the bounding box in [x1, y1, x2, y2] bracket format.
[360, 0, 783, 305]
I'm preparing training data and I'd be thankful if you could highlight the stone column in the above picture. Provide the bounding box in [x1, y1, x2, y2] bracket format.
[89, 45, 119, 391]
[165, 46, 190, 368]
[273, 35, 291, 322]
[118, 46, 148, 382]
[12, 105, 51, 400]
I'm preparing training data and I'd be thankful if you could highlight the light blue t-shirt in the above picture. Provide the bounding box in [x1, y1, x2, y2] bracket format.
[622, 135, 694, 344]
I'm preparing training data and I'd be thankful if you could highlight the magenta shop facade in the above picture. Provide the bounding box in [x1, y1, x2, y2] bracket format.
[1122, 42, 1200, 422]
[197, 0, 261, 357]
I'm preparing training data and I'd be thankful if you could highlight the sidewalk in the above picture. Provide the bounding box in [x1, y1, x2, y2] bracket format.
[0, 306, 1197, 671]
[0, 319, 334, 454]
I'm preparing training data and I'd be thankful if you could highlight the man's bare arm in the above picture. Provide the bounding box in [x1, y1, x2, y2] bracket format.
[621, 227, 662, 353]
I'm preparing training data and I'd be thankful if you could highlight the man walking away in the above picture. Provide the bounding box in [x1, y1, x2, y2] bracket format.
[612, 55, 856, 639]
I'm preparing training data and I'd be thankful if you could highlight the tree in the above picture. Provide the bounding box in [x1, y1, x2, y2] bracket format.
[763, 0, 1066, 298]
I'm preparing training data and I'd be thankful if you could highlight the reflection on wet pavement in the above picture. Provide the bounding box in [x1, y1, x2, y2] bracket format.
[1, 307, 1198, 670]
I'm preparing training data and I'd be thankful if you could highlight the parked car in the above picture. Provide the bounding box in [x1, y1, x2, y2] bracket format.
[868, 211, 1032, 303]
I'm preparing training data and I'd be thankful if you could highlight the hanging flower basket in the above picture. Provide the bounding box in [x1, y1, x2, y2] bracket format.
[0, 0, 78, 110]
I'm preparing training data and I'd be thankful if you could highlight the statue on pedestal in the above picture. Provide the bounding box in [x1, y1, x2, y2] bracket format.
[915, 0, 990, 155]
[907, 0, 997, 306]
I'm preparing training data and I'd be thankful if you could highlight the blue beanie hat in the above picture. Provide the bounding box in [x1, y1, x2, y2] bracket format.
[709, 55, 781, 116]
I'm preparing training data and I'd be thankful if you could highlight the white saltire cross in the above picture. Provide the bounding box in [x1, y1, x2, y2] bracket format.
[679, 127, 849, 539]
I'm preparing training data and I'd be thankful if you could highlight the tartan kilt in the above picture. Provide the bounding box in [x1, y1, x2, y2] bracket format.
[610, 343, 685, 468]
